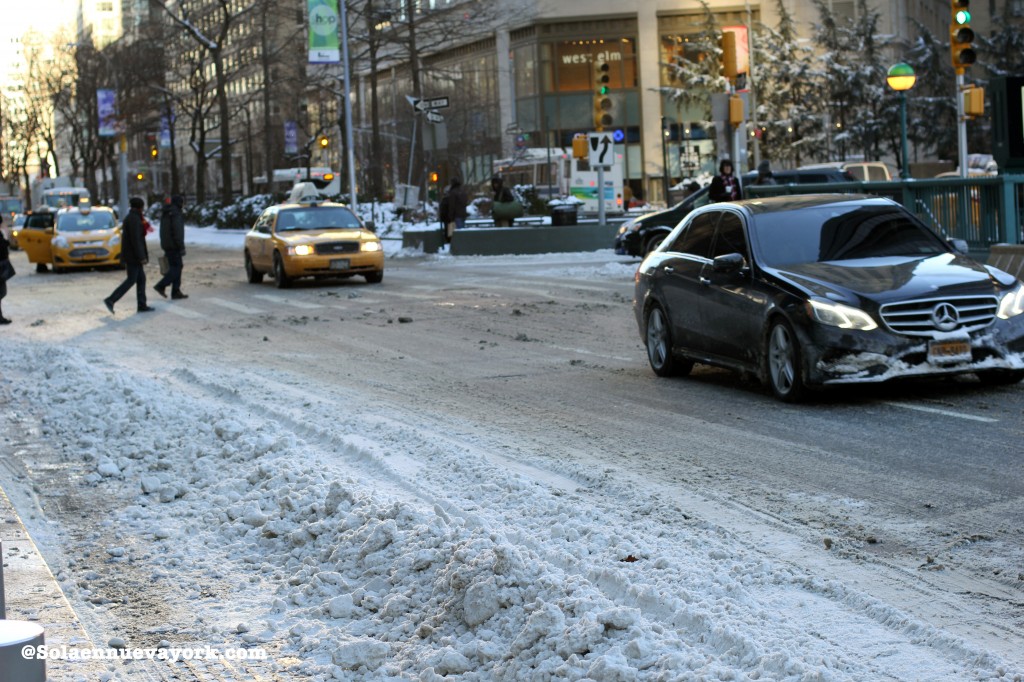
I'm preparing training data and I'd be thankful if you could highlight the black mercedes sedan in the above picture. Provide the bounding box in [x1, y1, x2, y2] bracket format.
[633, 194, 1024, 401]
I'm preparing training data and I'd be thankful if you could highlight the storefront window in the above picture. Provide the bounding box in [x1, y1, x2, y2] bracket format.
[551, 39, 636, 93]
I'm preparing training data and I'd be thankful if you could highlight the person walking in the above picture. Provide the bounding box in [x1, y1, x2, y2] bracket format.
[153, 195, 188, 300]
[709, 159, 742, 202]
[490, 175, 517, 227]
[0, 215, 13, 324]
[104, 197, 154, 314]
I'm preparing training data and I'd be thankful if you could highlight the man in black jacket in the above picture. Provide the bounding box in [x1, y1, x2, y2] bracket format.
[153, 195, 188, 299]
[104, 197, 154, 314]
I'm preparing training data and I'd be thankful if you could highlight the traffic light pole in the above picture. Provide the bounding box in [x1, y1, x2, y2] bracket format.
[957, 73, 968, 178]
[598, 164, 606, 226]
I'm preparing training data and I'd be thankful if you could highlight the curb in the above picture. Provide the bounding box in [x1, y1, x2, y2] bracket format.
[0, 485, 107, 679]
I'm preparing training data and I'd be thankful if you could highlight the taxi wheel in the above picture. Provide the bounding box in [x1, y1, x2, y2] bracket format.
[245, 251, 264, 284]
[36, 263, 48, 273]
[273, 252, 291, 289]
[364, 271, 383, 284]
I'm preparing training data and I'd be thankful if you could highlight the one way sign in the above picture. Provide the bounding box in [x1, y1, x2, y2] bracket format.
[588, 132, 614, 168]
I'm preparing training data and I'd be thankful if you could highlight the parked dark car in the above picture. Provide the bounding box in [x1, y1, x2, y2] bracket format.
[615, 168, 857, 258]
[633, 194, 1024, 402]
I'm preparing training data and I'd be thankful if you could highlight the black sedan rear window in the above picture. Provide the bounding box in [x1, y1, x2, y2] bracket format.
[753, 205, 947, 266]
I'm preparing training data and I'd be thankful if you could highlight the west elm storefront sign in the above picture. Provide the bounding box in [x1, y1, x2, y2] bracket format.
[559, 50, 623, 65]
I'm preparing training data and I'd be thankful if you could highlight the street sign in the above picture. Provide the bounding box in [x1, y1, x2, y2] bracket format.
[408, 96, 450, 114]
[425, 111, 444, 124]
[587, 132, 614, 167]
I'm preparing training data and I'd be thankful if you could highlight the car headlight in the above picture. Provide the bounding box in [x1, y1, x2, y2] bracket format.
[808, 299, 878, 331]
[109, 233, 120, 247]
[361, 241, 382, 252]
[288, 244, 315, 256]
[52, 236, 69, 249]
[997, 284, 1024, 319]
[617, 220, 639, 236]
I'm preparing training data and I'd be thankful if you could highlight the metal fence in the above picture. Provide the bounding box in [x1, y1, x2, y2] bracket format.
[747, 175, 1024, 252]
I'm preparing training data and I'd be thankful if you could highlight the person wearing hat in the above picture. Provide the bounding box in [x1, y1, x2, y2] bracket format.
[709, 159, 742, 202]
[490, 175, 516, 227]
[153, 194, 188, 300]
[104, 197, 154, 314]
[753, 160, 777, 186]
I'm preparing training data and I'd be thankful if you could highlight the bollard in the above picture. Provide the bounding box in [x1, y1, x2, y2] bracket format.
[0, 620, 46, 682]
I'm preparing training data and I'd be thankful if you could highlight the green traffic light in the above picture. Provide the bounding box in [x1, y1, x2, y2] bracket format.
[955, 9, 970, 23]
[599, 86, 609, 95]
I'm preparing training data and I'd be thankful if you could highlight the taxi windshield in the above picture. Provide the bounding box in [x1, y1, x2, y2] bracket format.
[57, 211, 116, 232]
[276, 207, 360, 231]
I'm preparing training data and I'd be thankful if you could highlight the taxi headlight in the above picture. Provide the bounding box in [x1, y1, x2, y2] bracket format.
[361, 241, 382, 252]
[997, 284, 1024, 319]
[807, 299, 878, 331]
[288, 244, 315, 256]
[109, 233, 120, 247]
[52, 236, 70, 249]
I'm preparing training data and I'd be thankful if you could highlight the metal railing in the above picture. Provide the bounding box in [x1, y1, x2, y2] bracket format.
[747, 175, 1024, 251]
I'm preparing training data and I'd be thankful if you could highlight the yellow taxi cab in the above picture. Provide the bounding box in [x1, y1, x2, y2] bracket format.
[244, 190, 383, 288]
[19, 201, 122, 273]
[7, 213, 26, 249]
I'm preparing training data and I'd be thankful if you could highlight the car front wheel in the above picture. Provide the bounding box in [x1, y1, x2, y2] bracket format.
[645, 304, 692, 377]
[644, 233, 667, 256]
[766, 318, 807, 402]
[273, 252, 290, 289]
[245, 251, 264, 283]
[364, 270, 383, 284]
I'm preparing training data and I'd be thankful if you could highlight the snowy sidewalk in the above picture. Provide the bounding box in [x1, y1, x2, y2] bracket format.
[0, 485, 107, 679]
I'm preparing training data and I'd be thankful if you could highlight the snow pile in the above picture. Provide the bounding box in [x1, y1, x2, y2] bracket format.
[4, 340, 1021, 681]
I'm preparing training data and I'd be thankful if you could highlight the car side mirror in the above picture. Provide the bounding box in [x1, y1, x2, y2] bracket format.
[364, 220, 376, 233]
[948, 238, 969, 255]
[712, 252, 746, 273]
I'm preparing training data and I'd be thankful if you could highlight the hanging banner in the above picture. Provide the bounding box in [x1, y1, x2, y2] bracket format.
[308, 0, 340, 63]
[284, 120, 298, 155]
[97, 89, 117, 137]
[159, 110, 174, 148]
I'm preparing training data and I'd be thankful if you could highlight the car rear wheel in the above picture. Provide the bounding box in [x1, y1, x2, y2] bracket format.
[245, 251, 263, 284]
[766, 319, 807, 402]
[645, 304, 692, 377]
[364, 271, 383, 284]
[975, 369, 1024, 386]
[273, 252, 290, 289]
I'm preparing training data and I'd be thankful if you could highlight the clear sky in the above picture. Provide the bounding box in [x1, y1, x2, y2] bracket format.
[2, 0, 76, 38]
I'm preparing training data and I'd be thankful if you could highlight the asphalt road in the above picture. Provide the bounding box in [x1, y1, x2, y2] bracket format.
[3, 243, 1023, 672]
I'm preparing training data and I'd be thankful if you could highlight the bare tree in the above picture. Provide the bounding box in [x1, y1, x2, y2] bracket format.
[156, 0, 259, 204]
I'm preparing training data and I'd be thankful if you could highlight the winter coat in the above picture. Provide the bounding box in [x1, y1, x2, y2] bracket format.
[160, 203, 186, 255]
[709, 172, 742, 202]
[120, 209, 149, 265]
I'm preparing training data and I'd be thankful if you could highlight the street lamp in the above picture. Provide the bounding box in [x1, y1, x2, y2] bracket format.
[886, 63, 916, 180]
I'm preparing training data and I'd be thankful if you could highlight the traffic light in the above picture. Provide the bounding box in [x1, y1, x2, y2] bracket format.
[429, 171, 439, 183]
[318, 135, 329, 149]
[572, 133, 588, 160]
[728, 95, 744, 127]
[150, 146, 158, 159]
[721, 31, 738, 82]
[963, 85, 985, 117]
[135, 172, 144, 181]
[593, 59, 613, 131]
[950, 0, 976, 74]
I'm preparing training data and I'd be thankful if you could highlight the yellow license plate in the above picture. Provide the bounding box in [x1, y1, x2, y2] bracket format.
[927, 339, 971, 363]
[329, 259, 350, 270]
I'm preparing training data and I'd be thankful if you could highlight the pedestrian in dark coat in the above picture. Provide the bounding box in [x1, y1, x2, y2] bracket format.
[0, 215, 12, 324]
[153, 195, 188, 299]
[490, 175, 516, 227]
[753, 160, 777, 186]
[104, 197, 154, 314]
[709, 159, 742, 202]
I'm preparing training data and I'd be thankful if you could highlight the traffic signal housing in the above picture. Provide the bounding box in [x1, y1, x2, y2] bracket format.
[150, 146, 158, 159]
[572, 134, 588, 160]
[593, 59, 613, 131]
[963, 85, 985, 117]
[721, 31, 738, 83]
[318, 135, 330, 149]
[950, 0, 976, 74]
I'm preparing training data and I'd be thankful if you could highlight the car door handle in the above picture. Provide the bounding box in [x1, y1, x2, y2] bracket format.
[699, 276, 711, 285]
[663, 266, 674, 274]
